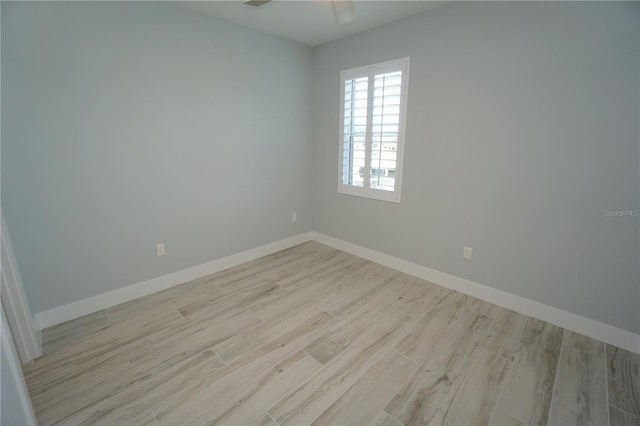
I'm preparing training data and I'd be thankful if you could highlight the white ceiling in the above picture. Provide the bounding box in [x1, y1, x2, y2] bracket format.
[172, 1, 445, 47]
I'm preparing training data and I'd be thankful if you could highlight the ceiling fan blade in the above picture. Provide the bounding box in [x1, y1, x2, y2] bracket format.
[243, 0, 271, 7]
[332, 0, 357, 25]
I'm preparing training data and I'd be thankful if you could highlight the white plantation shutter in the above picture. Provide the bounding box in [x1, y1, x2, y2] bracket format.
[371, 71, 401, 192]
[338, 58, 409, 203]
[341, 76, 368, 187]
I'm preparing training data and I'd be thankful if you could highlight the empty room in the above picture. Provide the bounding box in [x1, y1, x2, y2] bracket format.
[1, 1, 638, 425]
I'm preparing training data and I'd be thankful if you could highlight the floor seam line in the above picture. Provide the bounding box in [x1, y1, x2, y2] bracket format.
[546, 328, 566, 425]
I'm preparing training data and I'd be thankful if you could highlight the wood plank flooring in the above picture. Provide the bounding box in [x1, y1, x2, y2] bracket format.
[24, 241, 640, 425]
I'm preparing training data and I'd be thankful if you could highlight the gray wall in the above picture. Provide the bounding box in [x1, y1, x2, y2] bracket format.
[1, 1, 313, 314]
[312, 2, 640, 333]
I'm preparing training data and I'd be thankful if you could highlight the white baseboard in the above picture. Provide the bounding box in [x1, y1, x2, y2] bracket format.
[310, 232, 640, 354]
[34, 232, 313, 330]
[34, 230, 640, 354]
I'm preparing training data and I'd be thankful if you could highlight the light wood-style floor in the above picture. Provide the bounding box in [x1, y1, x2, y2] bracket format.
[24, 242, 639, 426]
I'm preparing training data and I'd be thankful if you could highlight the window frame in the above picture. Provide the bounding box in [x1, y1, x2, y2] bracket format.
[337, 57, 410, 203]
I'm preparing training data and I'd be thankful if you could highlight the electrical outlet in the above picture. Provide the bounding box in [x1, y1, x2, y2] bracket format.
[462, 246, 472, 260]
[156, 243, 165, 257]
[291, 212, 297, 222]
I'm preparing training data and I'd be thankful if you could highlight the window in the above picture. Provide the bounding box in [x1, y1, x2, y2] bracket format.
[338, 58, 409, 203]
